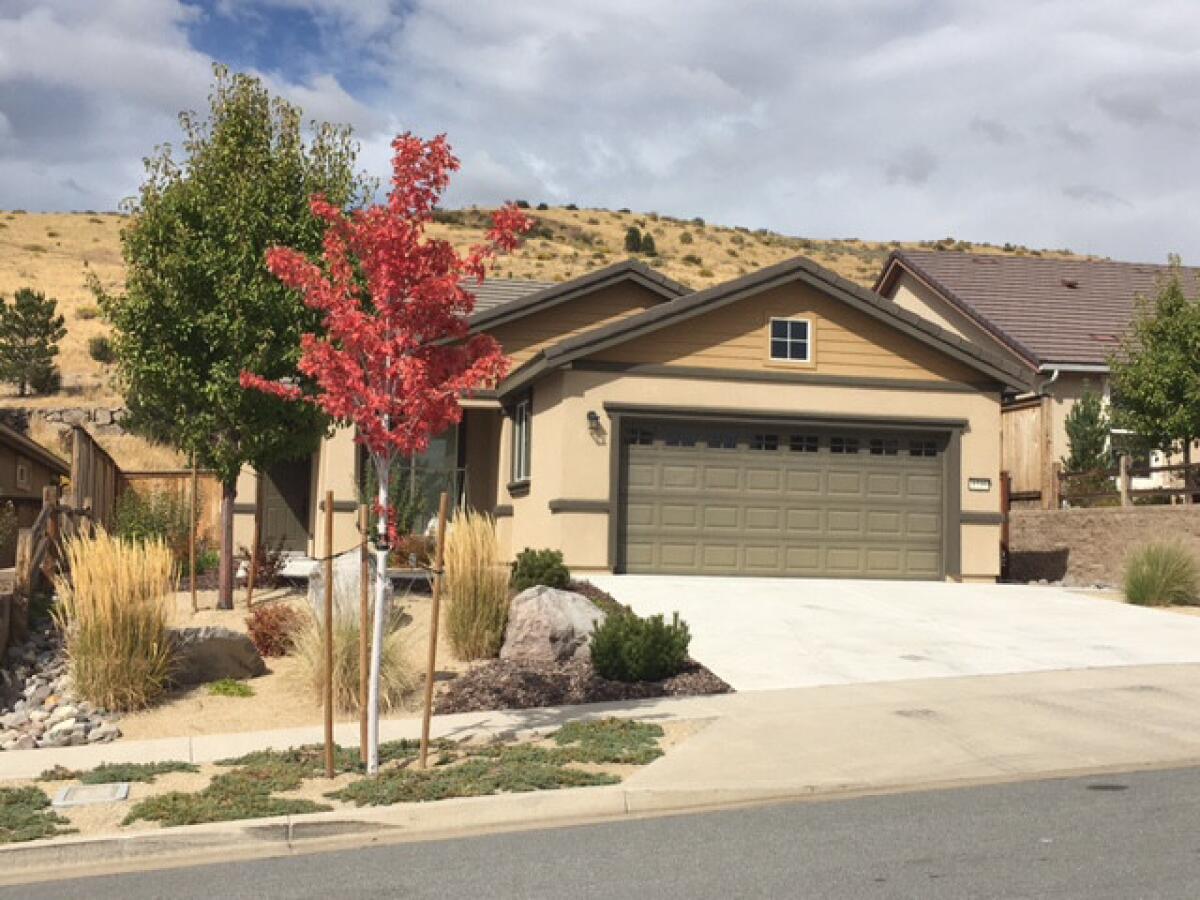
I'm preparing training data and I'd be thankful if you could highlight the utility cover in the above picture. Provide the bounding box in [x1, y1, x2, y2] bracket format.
[53, 783, 130, 807]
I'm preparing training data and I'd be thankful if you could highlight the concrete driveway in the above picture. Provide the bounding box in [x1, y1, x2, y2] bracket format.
[585, 576, 1200, 692]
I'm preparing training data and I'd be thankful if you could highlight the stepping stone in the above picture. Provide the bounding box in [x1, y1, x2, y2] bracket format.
[52, 783, 130, 808]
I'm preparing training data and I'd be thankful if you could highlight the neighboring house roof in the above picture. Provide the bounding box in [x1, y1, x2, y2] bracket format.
[0, 422, 70, 477]
[467, 278, 557, 313]
[875, 250, 1200, 369]
[468, 259, 691, 331]
[499, 255, 1033, 398]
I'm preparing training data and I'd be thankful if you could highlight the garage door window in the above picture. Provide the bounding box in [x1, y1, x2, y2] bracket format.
[789, 434, 818, 453]
[626, 427, 654, 446]
[830, 436, 860, 454]
[769, 318, 812, 362]
[706, 432, 738, 450]
[751, 433, 780, 451]
[869, 438, 899, 456]
[909, 439, 938, 457]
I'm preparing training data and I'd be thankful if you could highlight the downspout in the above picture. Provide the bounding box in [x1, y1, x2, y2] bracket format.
[1036, 367, 1060, 396]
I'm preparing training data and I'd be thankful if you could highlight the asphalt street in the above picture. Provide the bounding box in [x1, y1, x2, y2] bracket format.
[9, 766, 1200, 899]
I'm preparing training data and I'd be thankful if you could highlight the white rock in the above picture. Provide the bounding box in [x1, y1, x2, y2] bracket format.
[47, 717, 77, 736]
[307, 552, 393, 623]
[500, 586, 606, 663]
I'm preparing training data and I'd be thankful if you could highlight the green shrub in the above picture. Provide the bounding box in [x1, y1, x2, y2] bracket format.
[624, 226, 642, 252]
[511, 548, 570, 591]
[679, 231, 694, 244]
[682, 253, 702, 266]
[76, 305, 101, 320]
[1124, 542, 1200, 606]
[640, 233, 657, 256]
[114, 488, 192, 559]
[88, 334, 116, 363]
[590, 612, 690, 682]
[208, 678, 254, 698]
[28, 364, 61, 395]
[0, 787, 73, 843]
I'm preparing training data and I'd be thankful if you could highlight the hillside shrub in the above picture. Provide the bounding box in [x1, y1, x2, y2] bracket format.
[53, 532, 176, 711]
[444, 509, 510, 659]
[640, 233, 657, 256]
[114, 488, 192, 560]
[28, 364, 61, 396]
[1124, 542, 1199, 606]
[88, 334, 116, 363]
[246, 602, 305, 657]
[511, 548, 570, 591]
[682, 253, 702, 266]
[624, 226, 642, 252]
[76, 305, 101, 320]
[590, 612, 691, 682]
[679, 231, 694, 244]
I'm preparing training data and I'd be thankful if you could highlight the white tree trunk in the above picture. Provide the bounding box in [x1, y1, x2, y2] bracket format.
[367, 459, 390, 775]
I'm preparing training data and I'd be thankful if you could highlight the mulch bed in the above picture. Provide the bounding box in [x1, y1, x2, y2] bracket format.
[434, 657, 731, 715]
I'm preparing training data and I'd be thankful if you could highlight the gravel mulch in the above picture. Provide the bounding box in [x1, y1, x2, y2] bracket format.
[434, 657, 731, 715]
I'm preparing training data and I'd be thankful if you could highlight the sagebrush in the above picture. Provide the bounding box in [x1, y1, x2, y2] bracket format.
[444, 509, 510, 659]
[1124, 542, 1200, 606]
[53, 531, 176, 711]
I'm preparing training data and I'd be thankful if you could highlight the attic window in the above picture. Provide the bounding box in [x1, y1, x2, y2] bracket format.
[1060, 278, 1080, 289]
[769, 318, 812, 363]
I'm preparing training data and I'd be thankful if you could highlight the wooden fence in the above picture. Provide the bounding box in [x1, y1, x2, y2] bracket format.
[1001, 396, 1054, 506]
[69, 425, 121, 529]
[122, 470, 223, 543]
[1054, 457, 1200, 508]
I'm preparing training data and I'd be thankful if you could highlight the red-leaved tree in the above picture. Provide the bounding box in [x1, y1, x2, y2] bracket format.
[242, 133, 530, 772]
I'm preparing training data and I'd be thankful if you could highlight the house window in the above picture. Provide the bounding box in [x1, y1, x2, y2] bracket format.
[769, 318, 811, 362]
[789, 434, 819, 453]
[511, 399, 532, 483]
[751, 433, 780, 451]
[15, 458, 30, 490]
[830, 437, 859, 454]
[869, 438, 899, 456]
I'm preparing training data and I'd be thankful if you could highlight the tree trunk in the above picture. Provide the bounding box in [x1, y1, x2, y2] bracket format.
[367, 457, 390, 775]
[218, 479, 236, 610]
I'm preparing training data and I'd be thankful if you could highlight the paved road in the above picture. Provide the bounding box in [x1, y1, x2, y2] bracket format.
[10, 767, 1200, 899]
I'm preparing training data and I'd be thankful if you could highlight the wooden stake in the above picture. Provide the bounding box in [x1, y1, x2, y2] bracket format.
[323, 489, 335, 780]
[358, 502, 370, 765]
[419, 492, 450, 770]
[246, 472, 262, 608]
[189, 456, 198, 614]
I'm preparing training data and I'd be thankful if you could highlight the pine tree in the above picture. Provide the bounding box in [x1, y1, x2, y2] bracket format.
[1062, 385, 1110, 472]
[640, 233, 657, 255]
[624, 226, 643, 252]
[0, 288, 66, 396]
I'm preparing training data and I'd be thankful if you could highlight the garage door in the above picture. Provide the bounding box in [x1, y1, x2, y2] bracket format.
[618, 421, 946, 578]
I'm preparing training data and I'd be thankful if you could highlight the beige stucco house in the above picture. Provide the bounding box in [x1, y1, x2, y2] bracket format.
[234, 256, 1029, 582]
[875, 251, 1200, 503]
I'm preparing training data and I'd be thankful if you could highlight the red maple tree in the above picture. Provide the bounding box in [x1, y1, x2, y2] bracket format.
[242, 133, 530, 771]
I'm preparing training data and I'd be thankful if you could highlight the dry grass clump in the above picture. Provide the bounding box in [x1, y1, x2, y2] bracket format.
[1124, 542, 1200, 607]
[294, 610, 414, 713]
[443, 509, 510, 660]
[53, 531, 177, 711]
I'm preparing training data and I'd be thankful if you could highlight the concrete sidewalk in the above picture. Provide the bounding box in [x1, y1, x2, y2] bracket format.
[6, 663, 1200, 882]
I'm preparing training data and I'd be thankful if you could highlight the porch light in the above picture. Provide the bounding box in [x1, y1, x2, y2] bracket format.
[587, 410, 601, 430]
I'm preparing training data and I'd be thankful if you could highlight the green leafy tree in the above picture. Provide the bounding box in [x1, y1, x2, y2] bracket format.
[0, 288, 66, 396]
[624, 226, 642, 252]
[1109, 261, 1200, 469]
[94, 66, 368, 608]
[1062, 385, 1110, 472]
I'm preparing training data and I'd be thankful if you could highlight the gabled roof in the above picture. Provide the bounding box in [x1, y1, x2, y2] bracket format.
[875, 250, 1200, 369]
[499, 255, 1034, 398]
[468, 259, 691, 331]
[0, 422, 69, 476]
[468, 279, 556, 313]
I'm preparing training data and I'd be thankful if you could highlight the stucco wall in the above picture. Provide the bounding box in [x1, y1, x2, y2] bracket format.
[1008, 505, 1200, 587]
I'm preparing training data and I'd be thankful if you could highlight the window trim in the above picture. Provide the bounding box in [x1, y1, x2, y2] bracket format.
[767, 317, 814, 365]
[510, 397, 532, 485]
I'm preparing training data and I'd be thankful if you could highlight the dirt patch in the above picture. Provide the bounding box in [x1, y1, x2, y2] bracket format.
[434, 658, 731, 715]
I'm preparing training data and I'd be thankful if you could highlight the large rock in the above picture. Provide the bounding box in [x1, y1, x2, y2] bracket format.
[169, 626, 267, 686]
[500, 587, 606, 663]
[307, 551, 394, 624]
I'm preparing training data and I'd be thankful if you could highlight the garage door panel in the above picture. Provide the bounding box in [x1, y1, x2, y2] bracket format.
[621, 421, 946, 579]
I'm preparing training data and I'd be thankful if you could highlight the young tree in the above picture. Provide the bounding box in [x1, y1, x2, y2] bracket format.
[624, 226, 643, 252]
[95, 66, 367, 608]
[0, 288, 66, 396]
[1109, 262, 1200, 466]
[242, 133, 530, 772]
[1061, 385, 1110, 472]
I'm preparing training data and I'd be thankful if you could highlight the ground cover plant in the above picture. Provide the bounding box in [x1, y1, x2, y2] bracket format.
[208, 678, 255, 698]
[53, 531, 176, 711]
[38, 761, 198, 784]
[0, 787, 74, 844]
[444, 508, 509, 659]
[1124, 542, 1200, 606]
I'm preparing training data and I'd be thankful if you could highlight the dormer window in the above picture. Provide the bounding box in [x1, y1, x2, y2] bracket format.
[769, 318, 811, 362]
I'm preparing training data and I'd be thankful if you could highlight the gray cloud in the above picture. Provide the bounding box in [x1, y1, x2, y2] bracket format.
[970, 117, 1018, 146]
[1063, 184, 1132, 208]
[1095, 92, 1169, 127]
[884, 147, 939, 186]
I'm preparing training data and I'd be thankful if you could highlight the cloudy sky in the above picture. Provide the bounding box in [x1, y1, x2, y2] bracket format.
[2, 0, 1198, 262]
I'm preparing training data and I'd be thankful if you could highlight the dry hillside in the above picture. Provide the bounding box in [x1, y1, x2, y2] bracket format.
[0, 205, 1086, 469]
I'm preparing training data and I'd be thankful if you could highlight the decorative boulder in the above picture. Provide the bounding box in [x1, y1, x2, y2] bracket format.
[307, 551, 394, 624]
[169, 626, 267, 686]
[500, 586, 606, 663]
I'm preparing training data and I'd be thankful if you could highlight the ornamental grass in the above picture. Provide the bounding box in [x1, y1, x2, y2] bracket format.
[53, 530, 177, 711]
[1124, 541, 1200, 607]
[443, 509, 510, 660]
[294, 610, 414, 713]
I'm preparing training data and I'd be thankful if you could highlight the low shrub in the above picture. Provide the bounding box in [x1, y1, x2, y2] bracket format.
[208, 678, 254, 698]
[392, 532, 435, 568]
[76, 305, 101, 320]
[195, 545, 220, 574]
[1124, 542, 1200, 606]
[246, 602, 304, 657]
[0, 787, 73, 843]
[511, 547, 570, 591]
[640, 233, 657, 255]
[239, 537, 288, 589]
[590, 612, 690, 683]
[681, 253, 703, 266]
[294, 610, 413, 713]
[39, 761, 198, 784]
[88, 334, 116, 363]
[444, 509, 510, 659]
[114, 488, 192, 560]
[53, 531, 176, 711]
[29, 364, 60, 395]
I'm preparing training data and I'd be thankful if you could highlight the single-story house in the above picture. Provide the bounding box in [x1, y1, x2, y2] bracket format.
[234, 256, 1030, 582]
[0, 422, 69, 567]
[874, 251, 1200, 500]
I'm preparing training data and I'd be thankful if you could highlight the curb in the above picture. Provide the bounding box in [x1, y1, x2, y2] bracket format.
[8, 754, 1200, 885]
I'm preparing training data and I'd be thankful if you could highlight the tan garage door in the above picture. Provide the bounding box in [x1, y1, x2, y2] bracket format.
[618, 421, 946, 578]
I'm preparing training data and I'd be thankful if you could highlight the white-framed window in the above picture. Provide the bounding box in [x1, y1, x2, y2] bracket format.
[769, 318, 812, 362]
[511, 398, 532, 483]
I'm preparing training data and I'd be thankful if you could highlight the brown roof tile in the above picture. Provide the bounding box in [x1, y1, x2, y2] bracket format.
[883, 251, 1200, 367]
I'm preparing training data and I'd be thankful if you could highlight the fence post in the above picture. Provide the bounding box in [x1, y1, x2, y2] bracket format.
[999, 471, 1011, 581]
[41, 485, 59, 585]
[1118, 454, 1131, 507]
[1049, 462, 1062, 510]
[12, 529, 31, 643]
